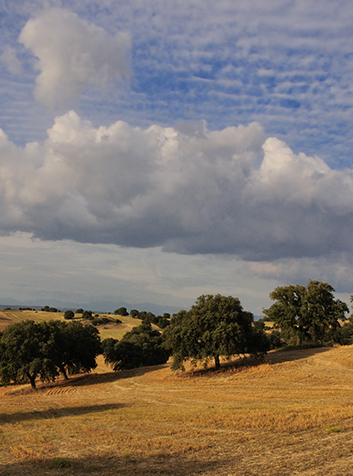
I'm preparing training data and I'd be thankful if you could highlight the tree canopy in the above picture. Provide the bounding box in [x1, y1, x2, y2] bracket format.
[48, 320, 102, 379]
[0, 320, 101, 388]
[263, 280, 349, 345]
[0, 320, 58, 389]
[163, 294, 268, 371]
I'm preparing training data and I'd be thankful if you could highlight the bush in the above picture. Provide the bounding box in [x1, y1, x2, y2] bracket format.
[114, 307, 128, 316]
[64, 310, 74, 320]
[82, 310, 93, 320]
[92, 317, 110, 326]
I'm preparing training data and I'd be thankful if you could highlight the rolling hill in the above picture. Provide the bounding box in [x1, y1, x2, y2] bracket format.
[1, 342, 353, 475]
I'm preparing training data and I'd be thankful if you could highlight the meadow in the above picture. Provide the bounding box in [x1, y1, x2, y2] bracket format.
[1, 310, 353, 475]
[0, 308, 141, 341]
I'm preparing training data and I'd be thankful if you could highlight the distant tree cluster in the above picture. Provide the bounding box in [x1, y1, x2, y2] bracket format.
[129, 309, 171, 329]
[0, 320, 101, 389]
[114, 307, 129, 316]
[263, 280, 349, 347]
[41, 305, 59, 313]
[102, 322, 170, 371]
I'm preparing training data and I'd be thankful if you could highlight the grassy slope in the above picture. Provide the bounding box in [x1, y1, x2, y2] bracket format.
[1, 345, 353, 475]
[0, 309, 144, 340]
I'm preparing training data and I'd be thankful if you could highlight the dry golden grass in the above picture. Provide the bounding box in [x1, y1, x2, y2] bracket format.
[0, 309, 69, 332]
[1, 346, 353, 475]
[0, 309, 143, 339]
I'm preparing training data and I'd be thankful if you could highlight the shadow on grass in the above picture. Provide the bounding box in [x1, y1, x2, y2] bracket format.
[266, 345, 332, 363]
[0, 402, 129, 425]
[180, 346, 333, 378]
[0, 453, 227, 476]
[3, 362, 170, 394]
[64, 362, 170, 387]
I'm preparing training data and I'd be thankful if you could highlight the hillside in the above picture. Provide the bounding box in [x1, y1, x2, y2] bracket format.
[1, 345, 353, 475]
[0, 309, 145, 340]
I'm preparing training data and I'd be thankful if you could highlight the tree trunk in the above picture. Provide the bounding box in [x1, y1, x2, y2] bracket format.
[60, 365, 68, 380]
[27, 373, 36, 389]
[214, 355, 220, 369]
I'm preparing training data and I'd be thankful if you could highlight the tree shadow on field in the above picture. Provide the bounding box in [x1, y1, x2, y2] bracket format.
[265, 345, 332, 364]
[0, 453, 228, 476]
[181, 347, 333, 378]
[0, 403, 128, 425]
[66, 363, 170, 387]
[4, 362, 170, 394]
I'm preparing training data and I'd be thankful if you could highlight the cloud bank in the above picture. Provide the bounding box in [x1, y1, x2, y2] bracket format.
[0, 112, 352, 261]
[19, 8, 131, 109]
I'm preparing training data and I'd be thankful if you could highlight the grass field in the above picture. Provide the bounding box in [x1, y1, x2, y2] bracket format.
[1, 340, 353, 475]
[0, 309, 144, 341]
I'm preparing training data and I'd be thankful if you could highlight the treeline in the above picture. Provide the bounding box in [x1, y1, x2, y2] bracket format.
[1, 280, 353, 389]
[116, 307, 171, 329]
[0, 313, 172, 389]
[62, 307, 172, 329]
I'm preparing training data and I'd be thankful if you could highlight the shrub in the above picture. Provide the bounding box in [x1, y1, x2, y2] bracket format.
[64, 310, 74, 320]
[114, 307, 128, 316]
[82, 310, 93, 320]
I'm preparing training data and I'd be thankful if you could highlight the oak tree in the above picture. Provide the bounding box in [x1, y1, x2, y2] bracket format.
[263, 280, 348, 345]
[163, 294, 267, 371]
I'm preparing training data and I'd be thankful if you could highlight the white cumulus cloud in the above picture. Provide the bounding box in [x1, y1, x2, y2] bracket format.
[19, 7, 131, 109]
[0, 112, 352, 261]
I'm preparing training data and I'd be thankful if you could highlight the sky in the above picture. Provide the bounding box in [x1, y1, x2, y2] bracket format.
[1, 0, 353, 314]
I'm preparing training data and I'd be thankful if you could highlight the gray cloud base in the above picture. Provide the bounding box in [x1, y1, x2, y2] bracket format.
[0, 112, 352, 261]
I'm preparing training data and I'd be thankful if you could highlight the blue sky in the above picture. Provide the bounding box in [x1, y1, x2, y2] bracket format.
[0, 0, 353, 314]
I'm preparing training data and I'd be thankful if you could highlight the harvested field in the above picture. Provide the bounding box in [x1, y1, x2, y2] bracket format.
[1, 346, 353, 475]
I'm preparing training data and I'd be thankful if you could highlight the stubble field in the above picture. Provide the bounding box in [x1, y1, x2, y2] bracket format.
[1, 342, 353, 476]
